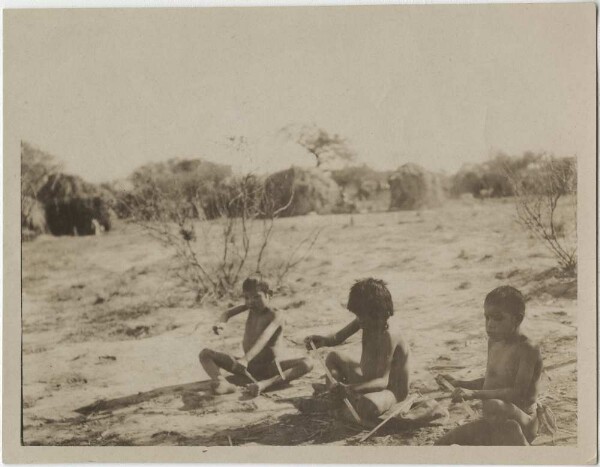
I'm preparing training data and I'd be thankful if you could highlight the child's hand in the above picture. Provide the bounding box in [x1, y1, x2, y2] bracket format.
[305, 335, 327, 350]
[330, 382, 352, 398]
[235, 356, 249, 370]
[451, 387, 474, 402]
[212, 323, 225, 335]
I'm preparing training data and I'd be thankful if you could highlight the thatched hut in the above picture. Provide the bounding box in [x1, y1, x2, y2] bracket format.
[37, 174, 113, 236]
[264, 167, 342, 217]
[21, 196, 47, 241]
[451, 163, 512, 199]
[388, 163, 444, 210]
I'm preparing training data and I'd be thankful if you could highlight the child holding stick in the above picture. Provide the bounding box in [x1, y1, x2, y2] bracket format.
[305, 278, 410, 421]
[434, 286, 544, 445]
[199, 277, 313, 396]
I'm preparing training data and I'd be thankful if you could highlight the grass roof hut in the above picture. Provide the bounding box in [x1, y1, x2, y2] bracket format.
[37, 173, 113, 236]
[388, 163, 445, 210]
[264, 167, 342, 217]
[21, 196, 47, 241]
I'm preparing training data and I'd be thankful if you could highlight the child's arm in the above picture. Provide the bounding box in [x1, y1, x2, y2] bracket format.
[453, 346, 539, 402]
[305, 319, 360, 349]
[438, 374, 485, 390]
[220, 304, 248, 322]
[242, 315, 283, 364]
[350, 344, 409, 397]
[213, 304, 248, 334]
[330, 319, 361, 345]
[458, 378, 485, 390]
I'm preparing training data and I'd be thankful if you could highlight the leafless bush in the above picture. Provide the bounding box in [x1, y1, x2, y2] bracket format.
[506, 156, 577, 273]
[121, 172, 321, 301]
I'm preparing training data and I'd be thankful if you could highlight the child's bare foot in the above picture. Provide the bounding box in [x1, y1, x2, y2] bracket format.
[211, 379, 237, 395]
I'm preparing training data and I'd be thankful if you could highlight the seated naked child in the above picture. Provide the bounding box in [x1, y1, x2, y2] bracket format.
[199, 277, 313, 396]
[304, 278, 410, 421]
[435, 285, 543, 446]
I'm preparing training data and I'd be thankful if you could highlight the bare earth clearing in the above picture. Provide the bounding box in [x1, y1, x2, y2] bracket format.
[22, 199, 577, 446]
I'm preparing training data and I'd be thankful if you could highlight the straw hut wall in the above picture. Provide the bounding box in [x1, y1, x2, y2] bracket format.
[21, 196, 47, 240]
[388, 163, 445, 210]
[264, 167, 342, 217]
[37, 174, 112, 236]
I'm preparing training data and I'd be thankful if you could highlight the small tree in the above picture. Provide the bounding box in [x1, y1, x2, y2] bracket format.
[506, 155, 577, 273]
[282, 124, 357, 169]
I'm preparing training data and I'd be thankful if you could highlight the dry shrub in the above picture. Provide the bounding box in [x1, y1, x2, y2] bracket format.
[121, 172, 321, 301]
[451, 152, 542, 199]
[506, 156, 577, 273]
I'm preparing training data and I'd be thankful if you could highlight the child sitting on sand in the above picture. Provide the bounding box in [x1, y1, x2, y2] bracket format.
[199, 277, 313, 397]
[434, 285, 543, 445]
[304, 278, 410, 421]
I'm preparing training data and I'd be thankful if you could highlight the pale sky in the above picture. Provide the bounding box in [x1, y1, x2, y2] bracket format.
[5, 5, 595, 183]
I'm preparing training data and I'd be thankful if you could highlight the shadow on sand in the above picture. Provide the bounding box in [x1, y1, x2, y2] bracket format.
[74, 375, 253, 415]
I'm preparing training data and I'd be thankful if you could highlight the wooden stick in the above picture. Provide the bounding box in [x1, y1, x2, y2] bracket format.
[438, 375, 477, 418]
[244, 368, 259, 385]
[360, 390, 454, 443]
[359, 394, 418, 442]
[275, 359, 286, 381]
[544, 358, 576, 372]
[308, 340, 362, 423]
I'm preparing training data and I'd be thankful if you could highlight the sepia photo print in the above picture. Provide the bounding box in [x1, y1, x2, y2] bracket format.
[4, 3, 597, 464]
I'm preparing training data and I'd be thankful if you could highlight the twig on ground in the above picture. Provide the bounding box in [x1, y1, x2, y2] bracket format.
[544, 358, 576, 372]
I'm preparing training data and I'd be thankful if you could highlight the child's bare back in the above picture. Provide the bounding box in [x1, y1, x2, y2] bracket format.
[306, 279, 410, 420]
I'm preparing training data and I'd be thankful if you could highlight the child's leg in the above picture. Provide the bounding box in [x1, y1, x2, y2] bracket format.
[482, 399, 538, 443]
[198, 348, 242, 395]
[353, 389, 397, 420]
[435, 403, 534, 446]
[246, 357, 313, 397]
[434, 419, 492, 445]
[325, 351, 363, 386]
[491, 420, 529, 446]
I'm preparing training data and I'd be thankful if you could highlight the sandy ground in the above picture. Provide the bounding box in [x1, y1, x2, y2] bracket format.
[22, 198, 577, 446]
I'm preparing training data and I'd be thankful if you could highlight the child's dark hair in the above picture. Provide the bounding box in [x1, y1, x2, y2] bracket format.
[347, 278, 394, 321]
[242, 276, 273, 297]
[484, 286, 526, 324]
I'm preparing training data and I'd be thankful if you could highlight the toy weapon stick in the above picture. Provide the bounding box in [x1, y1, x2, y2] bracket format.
[275, 359, 286, 381]
[359, 394, 418, 442]
[437, 375, 477, 418]
[244, 369, 259, 385]
[359, 390, 454, 442]
[233, 359, 258, 385]
[308, 340, 362, 424]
